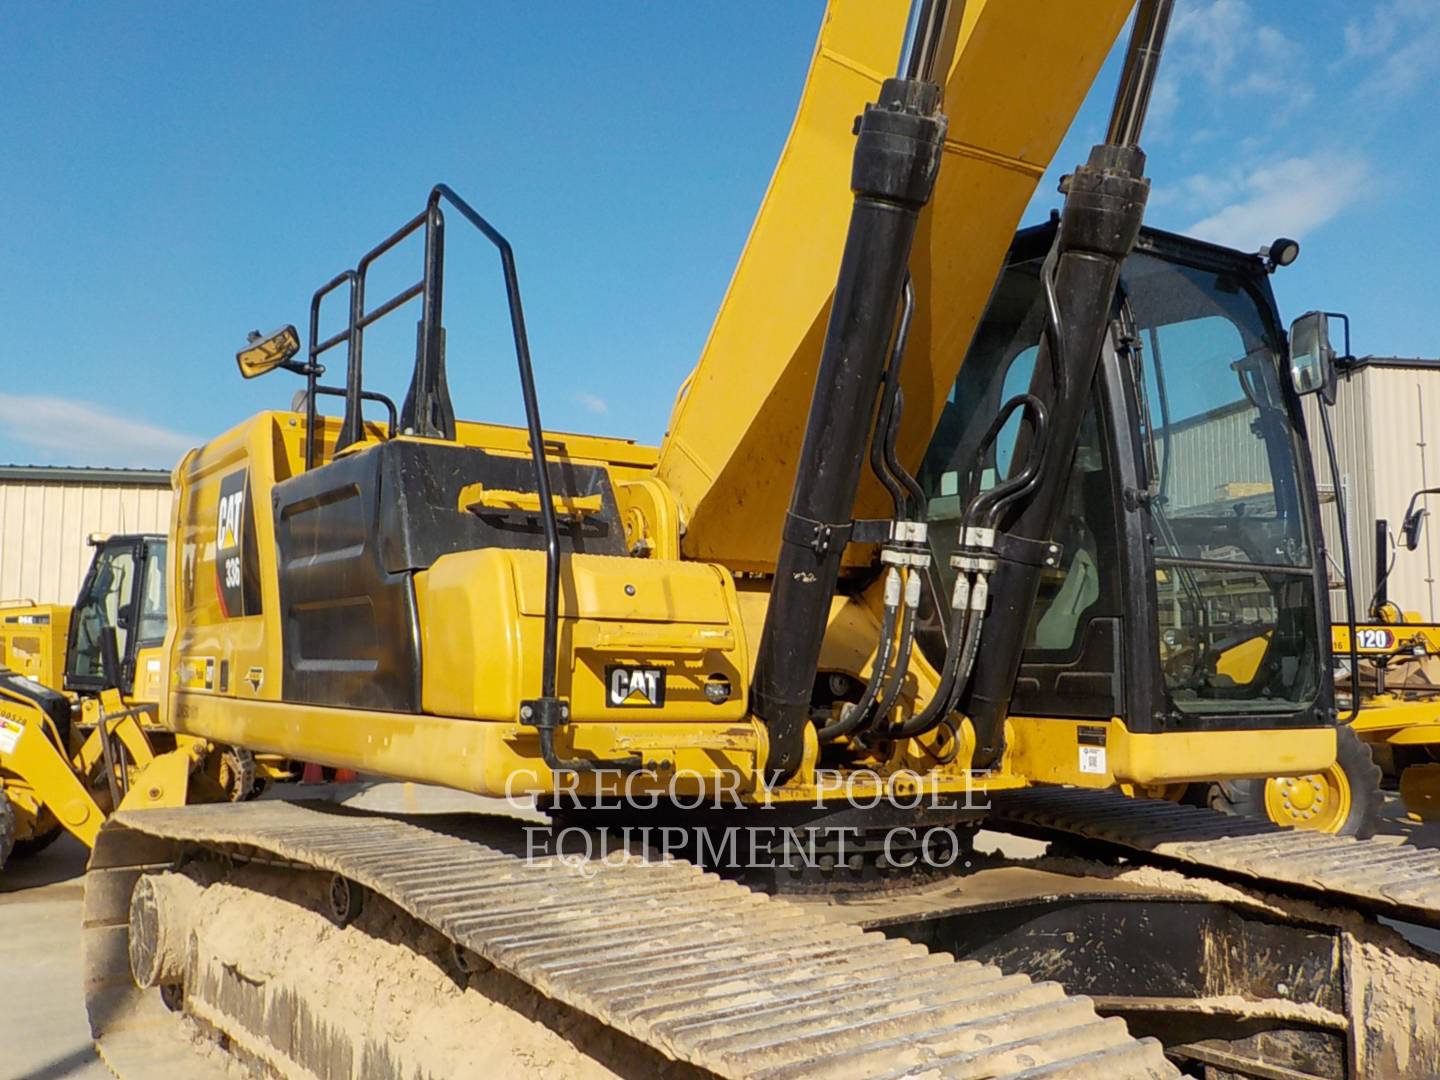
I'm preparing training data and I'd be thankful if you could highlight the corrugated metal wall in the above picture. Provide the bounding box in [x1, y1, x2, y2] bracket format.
[0, 479, 172, 604]
[1161, 401, 1274, 511]
[1304, 362, 1440, 622]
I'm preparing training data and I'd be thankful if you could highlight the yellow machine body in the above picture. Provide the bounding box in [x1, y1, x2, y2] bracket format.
[161, 397, 1333, 802]
[0, 602, 71, 689]
[157, 0, 1334, 807]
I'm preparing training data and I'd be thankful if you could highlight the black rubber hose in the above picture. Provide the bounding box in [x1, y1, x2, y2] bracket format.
[878, 390, 1047, 747]
[885, 386, 927, 520]
[968, 394, 1049, 529]
[893, 573, 985, 739]
[817, 582, 901, 742]
[946, 578, 987, 714]
[890, 580, 972, 739]
[868, 572, 920, 732]
[870, 280, 917, 518]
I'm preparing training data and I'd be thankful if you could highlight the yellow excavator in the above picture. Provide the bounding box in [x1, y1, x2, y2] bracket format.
[73, 2, 1440, 1078]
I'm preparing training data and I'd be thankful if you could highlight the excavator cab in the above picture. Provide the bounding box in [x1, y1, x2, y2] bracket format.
[919, 224, 1332, 749]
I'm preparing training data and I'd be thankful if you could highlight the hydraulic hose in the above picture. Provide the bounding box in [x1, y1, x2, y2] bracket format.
[882, 394, 1047, 744]
[884, 385, 927, 519]
[817, 568, 903, 742]
[893, 569, 987, 739]
[949, 572, 988, 711]
[967, 394, 1049, 529]
[869, 568, 922, 733]
[871, 281, 918, 519]
[891, 573, 973, 738]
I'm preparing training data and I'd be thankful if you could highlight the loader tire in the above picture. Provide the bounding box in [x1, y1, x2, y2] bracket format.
[0, 790, 14, 869]
[217, 747, 257, 803]
[10, 823, 63, 859]
[1207, 725, 1384, 838]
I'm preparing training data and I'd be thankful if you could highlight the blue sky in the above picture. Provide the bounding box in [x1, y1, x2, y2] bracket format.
[1, 1, 1435, 468]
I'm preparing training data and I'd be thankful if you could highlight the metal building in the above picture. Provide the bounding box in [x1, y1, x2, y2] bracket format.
[1304, 357, 1440, 622]
[0, 465, 172, 605]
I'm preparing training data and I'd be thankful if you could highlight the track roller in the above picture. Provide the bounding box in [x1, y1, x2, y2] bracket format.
[327, 872, 365, 926]
[128, 872, 203, 991]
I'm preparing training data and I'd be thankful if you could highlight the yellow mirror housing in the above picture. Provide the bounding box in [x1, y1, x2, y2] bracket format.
[237, 325, 301, 379]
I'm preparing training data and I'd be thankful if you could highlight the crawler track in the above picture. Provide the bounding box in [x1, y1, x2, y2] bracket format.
[84, 800, 1177, 1079]
[992, 787, 1440, 927]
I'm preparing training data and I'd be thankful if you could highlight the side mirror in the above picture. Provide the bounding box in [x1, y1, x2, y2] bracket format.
[1403, 508, 1429, 551]
[237, 325, 301, 379]
[1399, 488, 1440, 551]
[1288, 311, 1337, 404]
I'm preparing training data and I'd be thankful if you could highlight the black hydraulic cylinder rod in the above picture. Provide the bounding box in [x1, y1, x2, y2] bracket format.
[751, 69, 949, 779]
[961, 1, 1171, 768]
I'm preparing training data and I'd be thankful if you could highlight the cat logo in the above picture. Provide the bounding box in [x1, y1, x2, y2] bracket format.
[605, 665, 665, 708]
[217, 486, 244, 552]
[214, 469, 258, 619]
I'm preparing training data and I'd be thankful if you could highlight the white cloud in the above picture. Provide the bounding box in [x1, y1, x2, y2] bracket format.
[573, 391, 609, 416]
[1169, 0, 1249, 86]
[1185, 154, 1369, 249]
[1343, 0, 1431, 60]
[1344, 0, 1440, 102]
[0, 394, 196, 468]
[1148, 0, 1313, 136]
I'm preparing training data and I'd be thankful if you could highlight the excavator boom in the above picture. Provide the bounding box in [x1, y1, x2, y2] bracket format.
[657, 0, 1135, 571]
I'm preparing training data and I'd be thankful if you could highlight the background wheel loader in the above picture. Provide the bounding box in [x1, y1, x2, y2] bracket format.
[1182, 333, 1440, 836]
[0, 533, 287, 868]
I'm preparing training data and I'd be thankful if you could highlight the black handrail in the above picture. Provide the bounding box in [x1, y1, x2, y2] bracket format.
[339, 208, 430, 451]
[310, 385, 398, 439]
[301, 185, 633, 771]
[424, 184, 562, 712]
[305, 270, 354, 470]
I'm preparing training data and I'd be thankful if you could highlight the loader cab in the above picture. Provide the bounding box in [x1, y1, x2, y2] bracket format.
[65, 534, 167, 701]
[920, 223, 1333, 733]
